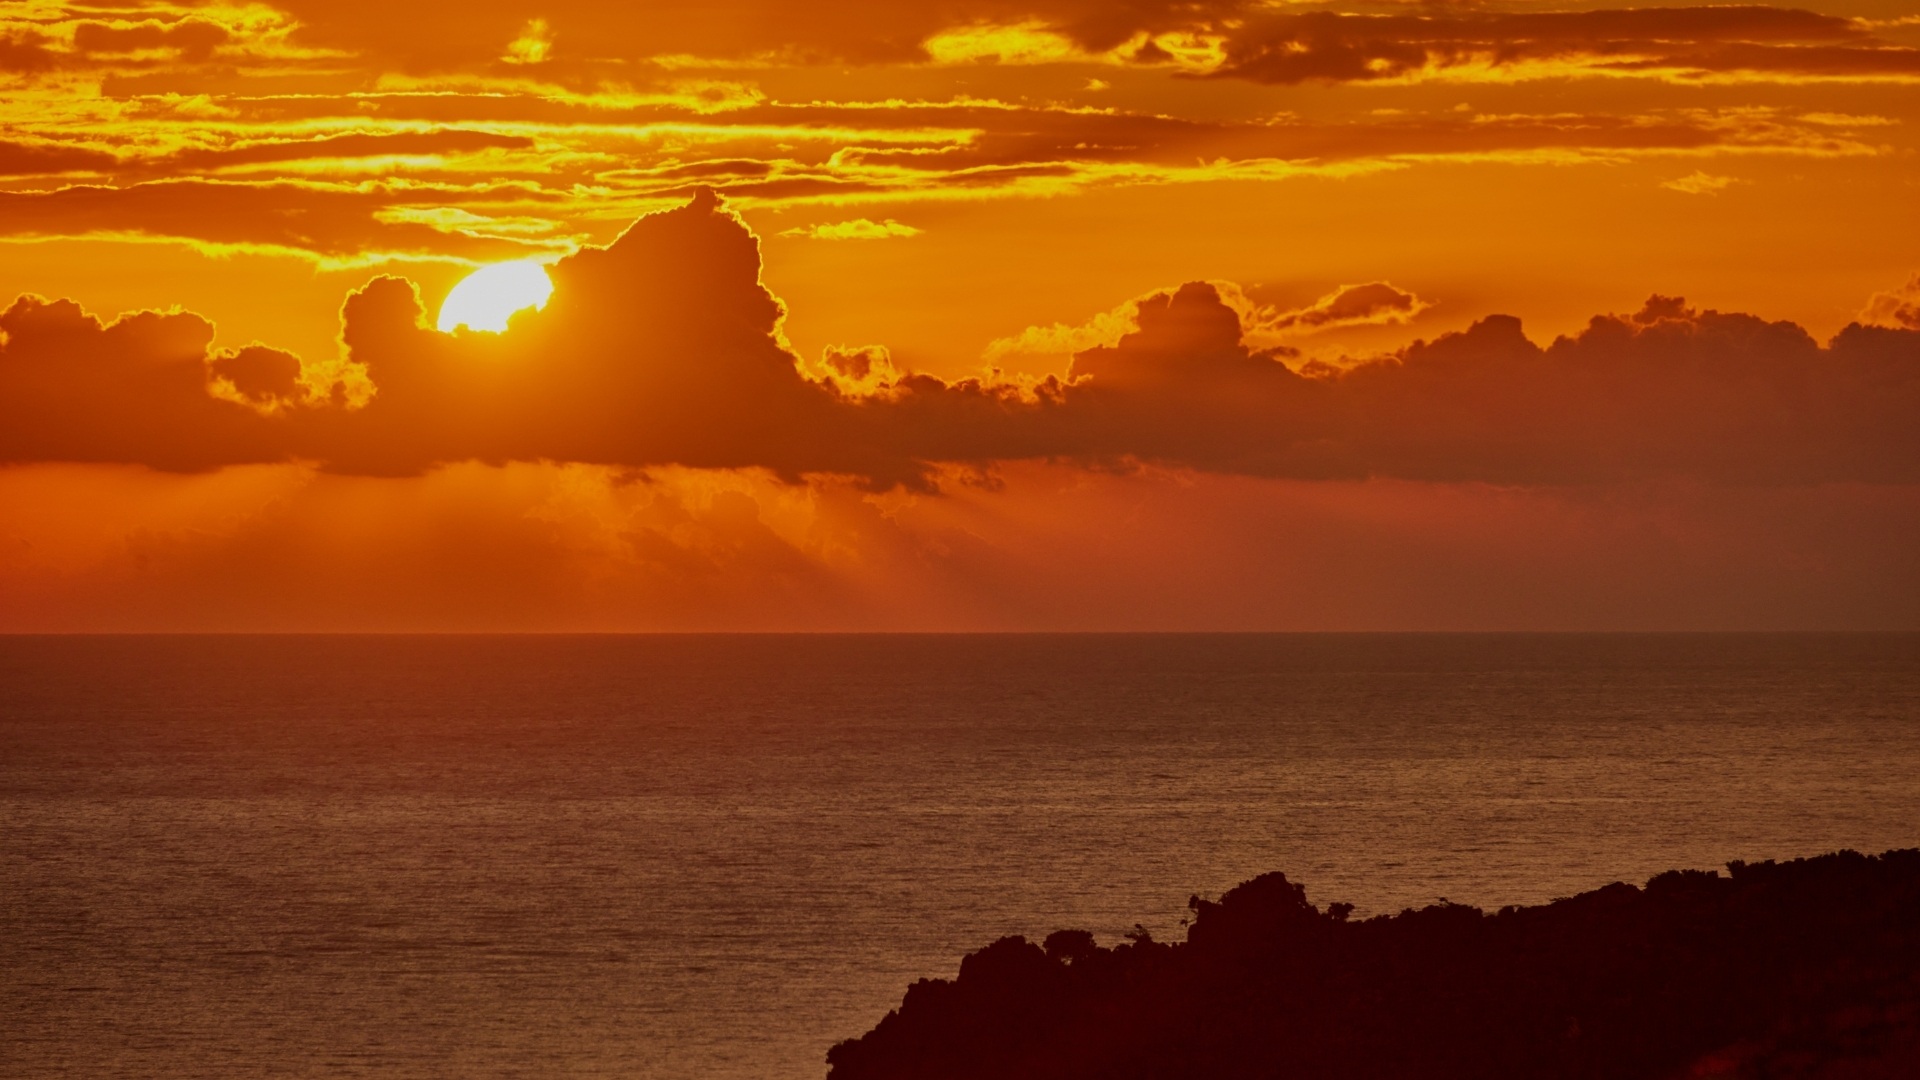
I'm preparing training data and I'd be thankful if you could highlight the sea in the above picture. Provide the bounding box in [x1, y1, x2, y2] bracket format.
[4, 634, 1918, 1079]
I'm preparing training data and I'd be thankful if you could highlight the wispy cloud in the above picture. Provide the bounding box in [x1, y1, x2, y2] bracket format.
[1661, 171, 1745, 195]
[781, 218, 923, 240]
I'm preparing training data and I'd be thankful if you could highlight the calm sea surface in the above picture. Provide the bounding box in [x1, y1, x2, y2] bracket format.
[4, 634, 1919, 1079]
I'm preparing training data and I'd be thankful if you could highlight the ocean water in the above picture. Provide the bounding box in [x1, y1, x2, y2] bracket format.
[4, 634, 1919, 1079]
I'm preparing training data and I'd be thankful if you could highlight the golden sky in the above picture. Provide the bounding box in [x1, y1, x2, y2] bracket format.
[2, 0, 1918, 629]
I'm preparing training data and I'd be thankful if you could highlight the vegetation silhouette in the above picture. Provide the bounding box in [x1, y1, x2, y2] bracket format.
[828, 849, 1920, 1079]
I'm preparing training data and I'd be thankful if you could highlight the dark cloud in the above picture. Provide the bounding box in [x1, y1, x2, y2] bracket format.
[0, 129, 544, 184]
[210, 345, 306, 410]
[0, 29, 61, 73]
[2, 193, 1917, 487]
[151, 130, 538, 174]
[0, 297, 298, 470]
[241, 0, 1918, 82]
[0, 96, 1870, 260]
[0, 179, 555, 260]
[72, 18, 231, 61]
[1862, 273, 1920, 330]
[312, 188, 893, 479]
[0, 139, 120, 179]
[1202, 7, 1920, 84]
[262, 0, 1253, 69]
[1269, 282, 1427, 332]
[1023, 283, 1919, 485]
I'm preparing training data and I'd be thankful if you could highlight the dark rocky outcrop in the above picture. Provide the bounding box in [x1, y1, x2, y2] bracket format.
[830, 849, 1920, 1080]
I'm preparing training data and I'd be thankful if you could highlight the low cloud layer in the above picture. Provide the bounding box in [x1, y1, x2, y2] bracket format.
[7, 461, 1918, 631]
[2, 193, 1917, 488]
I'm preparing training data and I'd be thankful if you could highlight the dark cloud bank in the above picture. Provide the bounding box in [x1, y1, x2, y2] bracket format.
[1198, 7, 1920, 84]
[191, 0, 1920, 78]
[2, 190, 1917, 488]
[829, 848, 1920, 1080]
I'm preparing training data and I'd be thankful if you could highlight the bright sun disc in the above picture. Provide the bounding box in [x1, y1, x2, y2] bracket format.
[436, 260, 554, 333]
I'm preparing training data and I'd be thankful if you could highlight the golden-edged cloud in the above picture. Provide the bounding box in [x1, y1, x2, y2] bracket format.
[0, 1, 1906, 266]
[1, 2, 1914, 632]
[0, 100, 1882, 263]
[1197, 8, 1920, 86]
[1265, 282, 1430, 333]
[0, 178, 563, 264]
[781, 218, 923, 240]
[4, 193, 1917, 490]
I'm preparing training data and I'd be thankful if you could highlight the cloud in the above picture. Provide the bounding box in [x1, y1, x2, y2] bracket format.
[1861, 273, 1920, 330]
[1661, 171, 1744, 195]
[147, 129, 538, 175]
[0, 138, 118, 178]
[923, 22, 1093, 66]
[0, 178, 560, 263]
[7, 460, 1918, 631]
[986, 279, 1427, 362]
[0, 2, 337, 81]
[1200, 8, 1920, 86]
[3, 193, 1918, 489]
[253, 0, 1253, 70]
[817, 344, 906, 395]
[0, 103, 1865, 260]
[1265, 282, 1430, 333]
[0, 28, 62, 73]
[942, 280, 1920, 486]
[209, 344, 309, 413]
[2, 0, 1893, 265]
[983, 297, 1145, 362]
[502, 19, 553, 66]
[0, 295, 303, 470]
[780, 218, 924, 240]
[71, 17, 232, 61]
[228, 0, 1916, 86]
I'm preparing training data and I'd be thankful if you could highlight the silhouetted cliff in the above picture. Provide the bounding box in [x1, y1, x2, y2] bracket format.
[829, 849, 1920, 1080]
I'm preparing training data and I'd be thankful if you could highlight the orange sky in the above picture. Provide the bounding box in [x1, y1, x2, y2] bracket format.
[2, 0, 1917, 630]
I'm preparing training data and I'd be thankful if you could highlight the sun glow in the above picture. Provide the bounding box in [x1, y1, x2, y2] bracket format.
[437, 261, 555, 333]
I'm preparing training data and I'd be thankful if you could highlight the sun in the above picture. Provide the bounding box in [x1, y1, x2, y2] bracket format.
[436, 260, 555, 333]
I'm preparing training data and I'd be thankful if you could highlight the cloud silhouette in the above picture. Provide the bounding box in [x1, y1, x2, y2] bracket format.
[1201, 8, 1920, 85]
[901, 279, 1920, 485]
[0, 179, 553, 262]
[2, 193, 1917, 487]
[137, 0, 1915, 83]
[315, 188, 896, 479]
[1267, 282, 1428, 333]
[0, 296, 300, 471]
[0, 138, 118, 178]
[1862, 273, 1920, 330]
